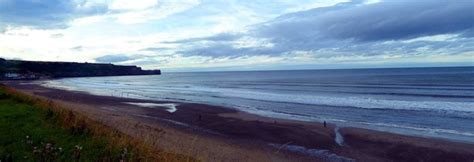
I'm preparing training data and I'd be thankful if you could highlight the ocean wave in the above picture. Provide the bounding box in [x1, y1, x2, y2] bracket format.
[268, 143, 355, 162]
[151, 86, 474, 113]
[124, 102, 178, 113]
[231, 92, 474, 113]
[44, 79, 474, 113]
[354, 121, 474, 137]
[234, 82, 474, 91]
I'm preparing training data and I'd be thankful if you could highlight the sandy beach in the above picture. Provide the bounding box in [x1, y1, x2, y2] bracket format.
[3, 80, 474, 162]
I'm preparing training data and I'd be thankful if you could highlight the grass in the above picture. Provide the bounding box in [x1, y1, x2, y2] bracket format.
[0, 99, 116, 161]
[0, 85, 193, 161]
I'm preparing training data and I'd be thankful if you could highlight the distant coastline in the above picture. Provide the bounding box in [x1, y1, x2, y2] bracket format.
[0, 58, 160, 80]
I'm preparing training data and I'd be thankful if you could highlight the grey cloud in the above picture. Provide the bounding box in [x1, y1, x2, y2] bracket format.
[95, 54, 134, 63]
[140, 47, 174, 52]
[166, 33, 242, 44]
[178, 42, 284, 57]
[6, 32, 29, 36]
[178, 44, 248, 57]
[173, 0, 474, 59]
[95, 54, 168, 64]
[0, 0, 108, 30]
[50, 33, 64, 38]
[259, 0, 474, 42]
[70, 46, 83, 51]
[128, 58, 168, 65]
[205, 33, 242, 42]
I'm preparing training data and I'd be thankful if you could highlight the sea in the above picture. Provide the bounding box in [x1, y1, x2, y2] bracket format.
[42, 67, 474, 143]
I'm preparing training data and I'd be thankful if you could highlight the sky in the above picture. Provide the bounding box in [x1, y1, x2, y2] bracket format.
[0, 0, 473, 72]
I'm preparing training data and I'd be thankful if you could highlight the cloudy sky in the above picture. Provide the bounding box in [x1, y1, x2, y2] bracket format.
[0, 0, 473, 71]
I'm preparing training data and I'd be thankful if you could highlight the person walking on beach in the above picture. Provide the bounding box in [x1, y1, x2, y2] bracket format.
[323, 121, 327, 128]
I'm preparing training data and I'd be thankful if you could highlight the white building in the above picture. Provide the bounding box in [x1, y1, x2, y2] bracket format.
[4, 73, 20, 78]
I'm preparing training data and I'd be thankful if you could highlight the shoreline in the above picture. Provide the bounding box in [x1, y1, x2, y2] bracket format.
[3, 80, 474, 161]
[39, 78, 474, 144]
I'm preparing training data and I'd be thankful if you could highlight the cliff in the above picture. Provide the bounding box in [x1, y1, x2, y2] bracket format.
[0, 58, 160, 80]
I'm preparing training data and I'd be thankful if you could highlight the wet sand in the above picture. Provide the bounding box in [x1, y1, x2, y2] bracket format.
[3, 81, 474, 162]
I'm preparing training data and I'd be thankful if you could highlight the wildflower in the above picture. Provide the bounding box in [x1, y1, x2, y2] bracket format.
[73, 145, 82, 160]
[45, 143, 52, 150]
[122, 148, 128, 154]
[75, 145, 83, 150]
[120, 147, 128, 161]
[25, 136, 33, 145]
[32, 146, 40, 154]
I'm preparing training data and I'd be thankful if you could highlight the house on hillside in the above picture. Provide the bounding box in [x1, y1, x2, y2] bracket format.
[4, 73, 20, 79]
[2, 72, 40, 80]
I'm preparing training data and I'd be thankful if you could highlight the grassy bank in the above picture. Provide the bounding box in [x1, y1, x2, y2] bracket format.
[0, 85, 192, 161]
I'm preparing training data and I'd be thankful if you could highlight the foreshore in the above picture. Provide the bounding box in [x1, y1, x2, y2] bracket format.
[3, 81, 474, 161]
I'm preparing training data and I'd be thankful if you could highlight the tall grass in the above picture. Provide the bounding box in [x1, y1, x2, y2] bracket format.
[0, 85, 195, 161]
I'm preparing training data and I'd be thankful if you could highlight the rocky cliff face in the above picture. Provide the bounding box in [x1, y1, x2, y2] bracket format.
[0, 59, 160, 80]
